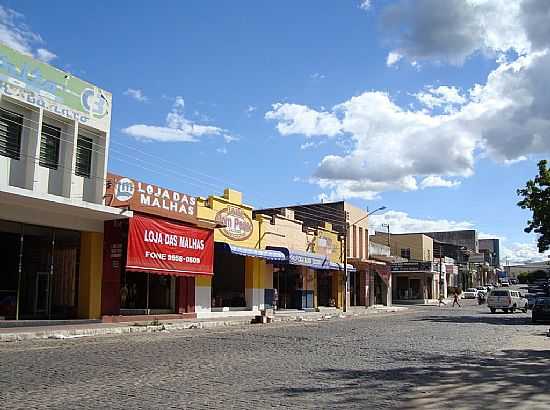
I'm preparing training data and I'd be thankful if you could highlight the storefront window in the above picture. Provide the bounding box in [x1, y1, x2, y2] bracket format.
[120, 271, 175, 313]
[0, 220, 80, 320]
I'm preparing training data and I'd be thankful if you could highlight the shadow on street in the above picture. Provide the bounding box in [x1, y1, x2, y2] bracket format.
[413, 313, 535, 327]
[269, 347, 550, 409]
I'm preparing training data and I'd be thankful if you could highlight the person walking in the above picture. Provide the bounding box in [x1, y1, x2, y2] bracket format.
[438, 293, 447, 307]
[452, 289, 461, 307]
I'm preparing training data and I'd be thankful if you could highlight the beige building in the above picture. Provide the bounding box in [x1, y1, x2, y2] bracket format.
[372, 233, 441, 304]
[372, 232, 434, 261]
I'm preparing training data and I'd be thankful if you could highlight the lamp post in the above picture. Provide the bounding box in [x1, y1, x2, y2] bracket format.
[343, 206, 387, 312]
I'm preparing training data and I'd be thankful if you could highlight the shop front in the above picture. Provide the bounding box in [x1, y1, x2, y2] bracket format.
[101, 174, 213, 321]
[391, 261, 437, 304]
[196, 189, 276, 318]
[348, 259, 392, 307]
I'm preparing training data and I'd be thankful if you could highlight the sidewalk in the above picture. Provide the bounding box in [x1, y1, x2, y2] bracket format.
[0, 305, 406, 342]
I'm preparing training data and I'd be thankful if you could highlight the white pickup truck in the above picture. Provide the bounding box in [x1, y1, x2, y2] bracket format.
[487, 289, 527, 313]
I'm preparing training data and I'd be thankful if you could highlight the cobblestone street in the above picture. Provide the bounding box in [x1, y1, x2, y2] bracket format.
[2, 302, 550, 409]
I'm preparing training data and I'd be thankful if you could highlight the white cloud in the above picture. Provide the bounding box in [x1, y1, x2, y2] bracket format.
[36, 48, 56, 63]
[123, 96, 234, 143]
[420, 175, 461, 189]
[265, 103, 342, 137]
[414, 85, 467, 112]
[368, 210, 474, 234]
[216, 147, 227, 155]
[0, 5, 56, 62]
[359, 0, 372, 11]
[124, 88, 148, 103]
[501, 241, 550, 264]
[310, 72, 326, 80]
[300, 141, 316, 150]
[386, 51, 402, 66]
[267, 48, 550, 199]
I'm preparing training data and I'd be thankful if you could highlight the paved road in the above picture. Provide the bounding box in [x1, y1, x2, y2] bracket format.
[1, 301, 549, 409]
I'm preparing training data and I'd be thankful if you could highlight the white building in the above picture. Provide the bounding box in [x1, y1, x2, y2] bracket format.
[0, 43, 129, 321]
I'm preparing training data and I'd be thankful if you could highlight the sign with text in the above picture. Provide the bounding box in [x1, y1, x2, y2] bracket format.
[0, 43, 112, 132]
[106, 173, 198, 223]
[391, 261, 433, 272]
[126, 215, 213, 276]
[215, 206, 253, 241]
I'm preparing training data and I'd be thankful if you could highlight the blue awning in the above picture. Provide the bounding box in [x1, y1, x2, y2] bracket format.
[216, 242, 286, 261]
[330, 262, 357, 272]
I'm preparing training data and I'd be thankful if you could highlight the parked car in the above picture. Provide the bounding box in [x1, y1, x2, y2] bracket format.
[532, 297, 550, 323]
[487, 289, 528, 313]
[463, 288, 479, 299]
[477, 286, 488, 296]
[500, 281, 510, 287]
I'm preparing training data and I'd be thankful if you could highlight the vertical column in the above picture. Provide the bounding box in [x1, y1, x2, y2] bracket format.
[176, 276, 195, 314]
[195, 275, 212, 314]
[78, 231, 104, 319]
[245, 257, 265, 311]
[32, 108, 44, 193]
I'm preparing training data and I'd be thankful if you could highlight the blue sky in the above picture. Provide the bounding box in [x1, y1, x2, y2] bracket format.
[4, 0, 550, 263]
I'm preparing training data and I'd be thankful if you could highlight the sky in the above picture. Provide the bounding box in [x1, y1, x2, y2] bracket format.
[2, 0, 550, 264]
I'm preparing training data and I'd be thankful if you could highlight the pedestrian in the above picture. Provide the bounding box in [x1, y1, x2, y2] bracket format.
[438, 293, 447, 307]
[452, 289, 461, 308]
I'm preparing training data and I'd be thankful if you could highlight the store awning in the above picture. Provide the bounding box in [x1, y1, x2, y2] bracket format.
[267, 247, 332, 269]
[330, 262, 357, 272]
[216, 242, 286, 261]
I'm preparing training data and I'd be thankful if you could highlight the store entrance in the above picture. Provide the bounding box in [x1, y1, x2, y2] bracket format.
[212, 251, 246, 308]
[0, 220, 80, 320]
[120, 272, 176, 314]
[317, 271, 333, 307]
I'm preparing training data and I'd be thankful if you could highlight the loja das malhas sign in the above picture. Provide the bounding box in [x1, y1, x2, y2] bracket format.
[106, 173, 197, 223]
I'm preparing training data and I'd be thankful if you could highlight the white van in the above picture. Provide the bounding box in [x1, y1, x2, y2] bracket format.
[487, 289, 527, 313]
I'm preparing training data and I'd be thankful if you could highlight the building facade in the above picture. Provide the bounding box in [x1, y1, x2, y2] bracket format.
[0, 43, 128, 321]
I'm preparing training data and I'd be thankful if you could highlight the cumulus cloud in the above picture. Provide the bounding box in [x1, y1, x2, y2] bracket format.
[420, 176, 461, 189]
[501, 241, 550, 264]
[124, 88, 148, 103]
[265, 103, 342, 137]
[381, 0, 531, 65]
[266, 47, 550, 200]
[0, 5, 56, 62]
[368, 210, 474, 234]
[414, 86, 467, 112]
[123, 96, 234, 143]
[386, 51, 402, 66]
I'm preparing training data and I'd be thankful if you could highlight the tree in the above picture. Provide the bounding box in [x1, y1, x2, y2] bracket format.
[517, 160, 550, 253]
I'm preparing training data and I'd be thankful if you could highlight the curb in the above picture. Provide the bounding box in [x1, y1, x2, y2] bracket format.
[0, 306, 407, 343]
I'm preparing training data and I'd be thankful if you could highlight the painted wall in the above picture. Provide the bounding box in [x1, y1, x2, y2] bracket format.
[78, 231, 104, 319]
[373, 233, 434, 262]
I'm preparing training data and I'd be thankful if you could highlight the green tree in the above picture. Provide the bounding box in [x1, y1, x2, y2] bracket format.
[517, 160, 550, 253]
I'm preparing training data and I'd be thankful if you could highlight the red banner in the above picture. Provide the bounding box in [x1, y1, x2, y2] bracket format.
[126, 214, 213, 276]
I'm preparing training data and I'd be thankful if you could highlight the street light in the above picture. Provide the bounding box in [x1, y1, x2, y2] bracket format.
[343, 206, 387, 312]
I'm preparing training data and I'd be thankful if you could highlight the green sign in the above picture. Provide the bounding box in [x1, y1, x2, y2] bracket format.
[0, 43, 112, 132]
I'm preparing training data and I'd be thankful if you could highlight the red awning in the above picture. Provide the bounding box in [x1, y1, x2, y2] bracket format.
[126, 214, 214, 277]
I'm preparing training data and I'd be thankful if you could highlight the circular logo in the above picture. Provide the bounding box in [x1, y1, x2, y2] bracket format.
[115, 178, 135, 202]
[81, 88, 109, 119]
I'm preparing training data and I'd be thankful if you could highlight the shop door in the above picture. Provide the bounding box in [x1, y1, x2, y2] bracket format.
[20, 225, 54, 319]
[0, 221, 22, 320]
[317, 271, 332, 307]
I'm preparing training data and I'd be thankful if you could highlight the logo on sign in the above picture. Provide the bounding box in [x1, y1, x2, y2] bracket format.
[81, 88, 109, 119]
[215, 206, 253, 241]
[115, 178, 135, 202]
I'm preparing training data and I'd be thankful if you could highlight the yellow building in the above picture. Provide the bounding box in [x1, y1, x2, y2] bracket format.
[196, 189, 280, 318]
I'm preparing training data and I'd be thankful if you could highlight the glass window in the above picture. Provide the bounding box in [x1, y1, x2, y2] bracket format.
[75, 135, 93, 178]
[39, 123, 61, 169]
[401, 248, 411, 259]
[0, 107, 23, 160]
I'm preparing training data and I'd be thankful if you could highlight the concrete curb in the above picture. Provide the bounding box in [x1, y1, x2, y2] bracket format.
[0, 306, 407, 342]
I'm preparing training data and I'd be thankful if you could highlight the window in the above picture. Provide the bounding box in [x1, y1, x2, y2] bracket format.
[39, 123, 61, 169]
[359, 227, 363, 259]
[0, 107, 23, 160]
[353, 225, 357, 258]
[401, 248, 411, 259]
[75, 135, 93, 178]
